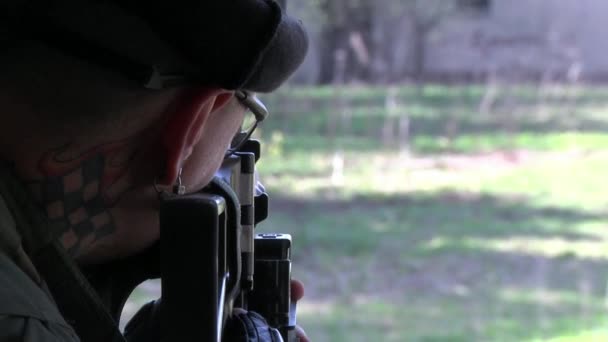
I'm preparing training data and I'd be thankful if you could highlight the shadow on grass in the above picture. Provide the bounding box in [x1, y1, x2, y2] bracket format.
[268, 190, 606, 248]
[261, 190, 608, 341]
[297, 280, 607, 342]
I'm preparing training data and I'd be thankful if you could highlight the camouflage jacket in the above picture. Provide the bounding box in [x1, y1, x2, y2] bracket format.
[0, 165, 80, 341]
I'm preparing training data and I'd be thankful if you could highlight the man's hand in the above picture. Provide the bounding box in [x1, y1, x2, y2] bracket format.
[221, 279, 309, 342]
[291, 279, 310, 342]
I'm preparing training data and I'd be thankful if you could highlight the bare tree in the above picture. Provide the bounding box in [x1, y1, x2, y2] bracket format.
[400, 0, 458, 81]
[314, 0, 459, 84]
[316, 0, 374, 84]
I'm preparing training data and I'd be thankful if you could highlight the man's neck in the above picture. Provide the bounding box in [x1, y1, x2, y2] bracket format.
[6, 136, 144, 262]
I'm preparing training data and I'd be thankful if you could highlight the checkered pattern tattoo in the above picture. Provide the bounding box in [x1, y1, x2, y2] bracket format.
[30, 155, 117, 256]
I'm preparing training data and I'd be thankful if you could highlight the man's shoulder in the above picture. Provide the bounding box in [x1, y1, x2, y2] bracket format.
[0, 170, 80, 340]
[0, 248, 80, 341]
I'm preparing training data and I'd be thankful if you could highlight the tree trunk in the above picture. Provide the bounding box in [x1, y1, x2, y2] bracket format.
[317, 0, 376, 84]
[318, 26, 349, 84]
[411, 23, 427, 81]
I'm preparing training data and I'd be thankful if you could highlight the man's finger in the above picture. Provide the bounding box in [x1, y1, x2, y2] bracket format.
[290, 279, 305, 302]
[295, 325, 310, 342]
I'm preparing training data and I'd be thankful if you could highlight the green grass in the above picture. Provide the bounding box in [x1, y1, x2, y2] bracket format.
[259, 152, 608, 342]
[540, 329, 608, 342]
[254, 85, 608, 341]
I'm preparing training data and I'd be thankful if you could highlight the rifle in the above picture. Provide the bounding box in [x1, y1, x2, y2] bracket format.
[84, 139, 296, 341]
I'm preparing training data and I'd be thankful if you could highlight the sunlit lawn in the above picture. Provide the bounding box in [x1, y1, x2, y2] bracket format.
[254, 85, 608, 341]
[258, 150, 608, 342]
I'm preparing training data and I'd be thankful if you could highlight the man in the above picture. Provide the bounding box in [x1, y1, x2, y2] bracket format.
[0, 0, 308, 341]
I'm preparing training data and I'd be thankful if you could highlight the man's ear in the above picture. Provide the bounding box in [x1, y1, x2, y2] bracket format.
[160, 87, 232, 185]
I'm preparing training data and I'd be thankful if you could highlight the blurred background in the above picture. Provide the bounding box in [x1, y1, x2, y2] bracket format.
[128, 1, 608, 341]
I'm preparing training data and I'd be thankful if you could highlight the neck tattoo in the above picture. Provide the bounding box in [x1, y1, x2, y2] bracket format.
[25, 138, 139, 258]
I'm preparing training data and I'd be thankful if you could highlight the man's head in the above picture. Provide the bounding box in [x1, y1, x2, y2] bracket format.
[0, 0, 307, 264]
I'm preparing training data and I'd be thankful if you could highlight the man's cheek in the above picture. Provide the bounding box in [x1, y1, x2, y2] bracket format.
[183, 132, 228, 191]
[183, 103, 246, 191]
[182, 146, 217, 191]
